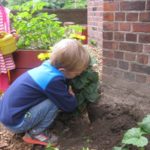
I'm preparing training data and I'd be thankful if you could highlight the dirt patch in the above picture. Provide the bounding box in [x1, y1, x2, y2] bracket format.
[1, 46, 150, 150]
[0, 103, 144, 150]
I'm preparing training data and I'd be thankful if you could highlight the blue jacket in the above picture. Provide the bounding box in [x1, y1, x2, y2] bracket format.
[0, 60, 77, 126]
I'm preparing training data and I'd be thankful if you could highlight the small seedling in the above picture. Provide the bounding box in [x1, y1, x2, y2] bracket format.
[113, 114, 150, 150]
[113, 146, 128, 150]
[122, 127, 148, 150]
[45, 144, 59, 150]
[81, 147, 90, 150]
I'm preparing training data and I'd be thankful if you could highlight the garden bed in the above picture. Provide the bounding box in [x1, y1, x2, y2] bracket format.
[0, 102, 147, 150]
[1, 46, 150, 150]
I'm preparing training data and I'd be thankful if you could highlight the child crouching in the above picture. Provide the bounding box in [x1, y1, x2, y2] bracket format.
[0, 39, 90, 146]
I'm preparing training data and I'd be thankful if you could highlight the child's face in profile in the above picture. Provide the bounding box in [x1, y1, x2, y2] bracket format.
[60, 68, 85, 79]
[65, 70, 83, 79]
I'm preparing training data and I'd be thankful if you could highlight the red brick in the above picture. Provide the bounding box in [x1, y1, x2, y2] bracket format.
[119, 61, 129, 70]
[136, 74, 147, 83]
[103, 2, 119, 11]
[143, 45, 150, 53]
[103, 41, 118, 50]
[146, 1, 150, 10]
[126, 33, 137, 42]
[131, 63, 150, 75]
[139, 34, 150, 43]
[92, 27, 97, 31]
[137, 54, 149, 64]
[124, 53, 136, 61]
[112, 69, 123, 79]
[103, 66, 113, 75]
[103, 22, 118, 31]
[103, 50, 114, 58]
[140, 12, 150, 22]
[133, 23, 150, 32]
[119, 43, 142, 53]
[147, 76, 150, 84]
[114, 32, 124, 41]
[120, 1, 145, 11]
[114, 51, 124, 59]
[92, 7, 97, 11]
[115, 12, 125, 21]
[103, 32, 113, 40]
[103, 58, 117, 67]
[126, 13, 138, 21]
[120, 23, 130, 31]
[124, 72, 135, 81]
[103, 12, 114, 21]
[102, 74, 110, 81]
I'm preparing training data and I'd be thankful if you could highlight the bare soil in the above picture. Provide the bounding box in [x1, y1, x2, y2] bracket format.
[1, 46, 149, 150]
[0, 102, 146, 150]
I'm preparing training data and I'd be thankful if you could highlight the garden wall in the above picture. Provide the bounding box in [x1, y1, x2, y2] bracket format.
[11, 9, 87, 25]
[88, 0, 150, 113]
[44, 9, 87, 25]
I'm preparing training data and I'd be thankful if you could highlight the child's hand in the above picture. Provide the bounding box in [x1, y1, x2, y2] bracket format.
[68, 85, 75, 96]
[11, 29, 19, 41]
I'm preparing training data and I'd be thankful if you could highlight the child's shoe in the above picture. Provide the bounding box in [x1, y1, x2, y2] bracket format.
[22, 132, 58, 146]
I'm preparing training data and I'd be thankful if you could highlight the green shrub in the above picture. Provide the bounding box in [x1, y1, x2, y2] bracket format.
[113, 114, 150, 150]
[70, 57, 100, 113]
[10, 1, 85, 50]
[10, 1, 65, 50]
[8, 0, 87, 9]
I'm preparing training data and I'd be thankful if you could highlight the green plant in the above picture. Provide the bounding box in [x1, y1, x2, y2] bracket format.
[113, 147, 128, 150]
[10, 1, 85, 50]
[113, 114, 150, 150]
[8, 0, 87, 9]
[8, 0, 27, 6]
[10, 1, 65, 49]
[81, 147, 90, 150]
[89, 39, 97, 47]
[63, 0, 87, 9]
[1, 0, 8, 6]
[45, 144, 59, 150]
[42, 0, 65, 9]
[70, 57, 100, 113]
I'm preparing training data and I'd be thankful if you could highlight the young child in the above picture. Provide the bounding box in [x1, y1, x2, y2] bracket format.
[0, 39, 90, 146]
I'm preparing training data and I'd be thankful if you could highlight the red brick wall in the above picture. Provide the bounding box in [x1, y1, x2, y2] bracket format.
[88, 0, 150, 85]
[88, 0, 103, 48]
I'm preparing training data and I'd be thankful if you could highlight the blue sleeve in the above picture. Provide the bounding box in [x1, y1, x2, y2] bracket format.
[44, 76, 78, 112]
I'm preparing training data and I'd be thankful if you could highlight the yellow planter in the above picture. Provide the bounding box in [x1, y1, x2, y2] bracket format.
[0, 32, 17, 55]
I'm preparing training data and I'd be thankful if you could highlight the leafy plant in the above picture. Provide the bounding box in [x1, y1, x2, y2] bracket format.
[138, 114, 150, 134]
[89, 39, 97, 47]
[113, 114, 150, 150]
[113, 146, 128, 150]
[1, 0, 8, 6]
[81, 147, 90, 150]
[8, 0, 27, 6]
[10, 1, 65, 49]
[45, 144, 59, 150]
[63, 0, 87, 9]
[41, 0, 65, 9]
[70, 57, 100, 113]
[8, 0, 87, 9]
[10, 0, 85, 50]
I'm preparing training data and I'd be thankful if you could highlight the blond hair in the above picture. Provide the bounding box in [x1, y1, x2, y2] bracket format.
[50, 39, 90, 71]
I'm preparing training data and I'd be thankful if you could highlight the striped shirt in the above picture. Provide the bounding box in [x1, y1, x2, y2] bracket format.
[0, 5, 15, 74]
